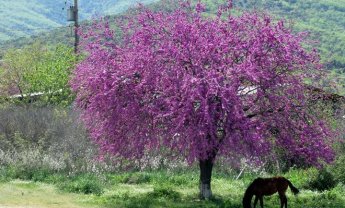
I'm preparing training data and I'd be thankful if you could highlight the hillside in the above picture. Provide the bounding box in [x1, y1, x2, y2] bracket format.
[243, 0, 345, 93]
[0, 0, 158, 42]
[1, 0, 344, 93]
[1, 0, 344, 68]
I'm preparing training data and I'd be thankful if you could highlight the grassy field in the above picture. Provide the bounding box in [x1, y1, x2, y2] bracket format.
[1, 169, 345, 208]
[0, 180, 96, 208]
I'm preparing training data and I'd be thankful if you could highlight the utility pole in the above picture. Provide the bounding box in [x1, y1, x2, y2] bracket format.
[74, 0, 79, 54]
[67, 0, 79, 53]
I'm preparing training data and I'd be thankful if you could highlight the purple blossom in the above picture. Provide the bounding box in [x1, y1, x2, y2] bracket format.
[71, 2, 335, 166]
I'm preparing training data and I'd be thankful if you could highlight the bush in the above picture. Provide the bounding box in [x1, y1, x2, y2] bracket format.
[4, 164, 35, 180]
[331, 155, 345, 184]
[0, 105, 192, 176]
[31, 168, 54, 182]
[306, 168, 336, 191]
[148, 185, 181, 200]
[284, 167, 317, 189]
[58, 174, 104, 195]
[0, 167, 10, 182]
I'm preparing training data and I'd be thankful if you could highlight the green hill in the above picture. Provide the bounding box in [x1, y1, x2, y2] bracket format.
[212, 0, 345, 93]
[1, 0, 344, 93]
[246, 0, 345, 93]
[1, 0, 344, 69]
[0, 0, 158, 42]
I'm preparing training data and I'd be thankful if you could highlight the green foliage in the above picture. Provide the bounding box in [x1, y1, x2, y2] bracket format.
[107, 171, 199, 187]
[198, 0, 345, 94]
[119, 172, 152, 184]
[283, 168, 317, 188]
[2, 168, 345, 207]
[0, 164, 54, 182]
[306, 168, 337, 191]
[1, 0, 345, 95]
[0, 167, 10, 183]
[148, 185, 181, 200]
[0, 163, 105, 195]
[58, 174, 104, 195]
[331, 155, 345, 184]
[0, 42, 76, 105]
[151, 171, 198, 187]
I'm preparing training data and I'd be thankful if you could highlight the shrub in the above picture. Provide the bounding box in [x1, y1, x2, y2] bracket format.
[58, 174, 104, 195]
[31, 168, 54, 182]
[148, 185, 181, 200]
[284, 167, 318, 188]
[39, 173, 67, 184]
[4, 164, 35, 180]
[306, 168, 336, 191]
[0, 167, 10, 182]
[331, 155, 345, 184]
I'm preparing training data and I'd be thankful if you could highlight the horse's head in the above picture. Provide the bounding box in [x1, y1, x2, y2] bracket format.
[242, 196, 252, 208]
[242, 183, 254, 208]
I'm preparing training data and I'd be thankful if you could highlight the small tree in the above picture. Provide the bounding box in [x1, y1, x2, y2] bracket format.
[0, 43, 76, 106]
[71, 1, 335, 199]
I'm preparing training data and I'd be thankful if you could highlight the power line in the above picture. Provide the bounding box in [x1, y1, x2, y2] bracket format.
[58, 1, 68, 20]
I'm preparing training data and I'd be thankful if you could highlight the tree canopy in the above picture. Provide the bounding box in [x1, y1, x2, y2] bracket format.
[72, 1, 335, 166]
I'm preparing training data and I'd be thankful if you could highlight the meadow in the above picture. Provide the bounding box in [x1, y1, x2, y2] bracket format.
[0, 105, 344, 208]
[1, 168, 345, 208]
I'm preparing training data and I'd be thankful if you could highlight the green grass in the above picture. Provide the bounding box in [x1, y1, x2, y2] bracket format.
[1, 170, 345, 208]
[94, 171, 345, 208]
[0, 180, 97, 208]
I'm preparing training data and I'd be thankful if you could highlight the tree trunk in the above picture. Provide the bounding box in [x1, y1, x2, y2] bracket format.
[199, 157, 214, 199]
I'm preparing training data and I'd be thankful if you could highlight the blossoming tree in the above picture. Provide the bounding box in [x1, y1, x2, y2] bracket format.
[71, 1, 335, 199]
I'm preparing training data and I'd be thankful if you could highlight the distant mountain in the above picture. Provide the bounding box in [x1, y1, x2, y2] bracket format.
[0, 0, 158, 42]
[1, 1, 345, 71]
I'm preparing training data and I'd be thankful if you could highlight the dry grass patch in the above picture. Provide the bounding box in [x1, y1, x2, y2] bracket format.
[0, 180, 97, 208]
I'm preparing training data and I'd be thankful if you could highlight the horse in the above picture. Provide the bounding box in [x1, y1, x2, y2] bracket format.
[242, 176, 299, 208]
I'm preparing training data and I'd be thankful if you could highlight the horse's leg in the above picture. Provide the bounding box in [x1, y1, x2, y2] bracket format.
[254, 195, 259, 208]
[259, 196, 263, 208]
[279, 195, 284, 208]
[279, 193, 287, 208]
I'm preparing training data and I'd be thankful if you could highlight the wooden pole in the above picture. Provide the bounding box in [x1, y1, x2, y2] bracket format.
[74, 0, 79, 54]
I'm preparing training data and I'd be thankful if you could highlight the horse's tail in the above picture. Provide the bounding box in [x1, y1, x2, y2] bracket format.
[286, 179, 299, 195]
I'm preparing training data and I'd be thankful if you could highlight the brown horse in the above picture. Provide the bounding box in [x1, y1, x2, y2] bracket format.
[242, 177, 299, 208]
